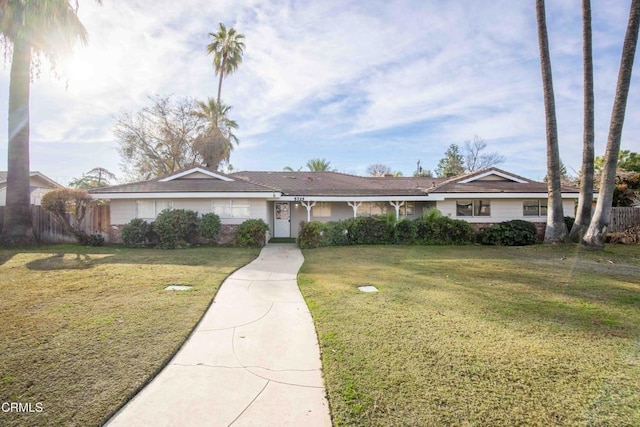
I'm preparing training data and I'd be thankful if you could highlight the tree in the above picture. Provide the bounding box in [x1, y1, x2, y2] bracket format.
[568, 0, 596, 243]
[192, 97, 239, 169]
[583, 0, 640, 249]
[463, 135, 505, 172]
[367, 164, 392, 176]
[206, 23, 245, 105]
[0, 0, 98, 245]
[306, 158, 335, 172]
[536, 0, 567, 243]
[435, 144, 465, 178]
[115, 95, 234, 181]
[69, 167, 116, 189]
[41, 188, 94, 242]
[595, 150, 640, 173]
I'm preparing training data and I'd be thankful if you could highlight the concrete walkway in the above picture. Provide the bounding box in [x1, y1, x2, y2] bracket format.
[107, 244, 332, 427]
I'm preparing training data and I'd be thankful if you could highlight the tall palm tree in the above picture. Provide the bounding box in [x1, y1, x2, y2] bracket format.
[193, 98, 239, 170]
[206, 23, 245, 105]
[535, 0, 567, 243]
[568, 0, 595, 243]
[306, 158, 335, 172]
[583, 0, 640, 249]
[0, 0, 96, 245]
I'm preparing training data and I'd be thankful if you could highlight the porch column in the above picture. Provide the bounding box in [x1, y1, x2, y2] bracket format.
[389, 201, 405, 220]
[347, 201, 362, 218]
[301, 201, 316, 222]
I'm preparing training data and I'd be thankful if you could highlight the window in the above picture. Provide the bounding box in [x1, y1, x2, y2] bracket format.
[400, 202, 415, 217]
[456, 200, 491, 217]
[523, 199, 548, 216]
[136, 200, 173, 219]
[312, 202, 331, 218]
[213, 199, 250, 218]
[356, 202, 390, 217]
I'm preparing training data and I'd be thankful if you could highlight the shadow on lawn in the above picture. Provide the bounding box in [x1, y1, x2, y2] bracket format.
[23, 246, 256, 271]
[453, 279, 640, 339]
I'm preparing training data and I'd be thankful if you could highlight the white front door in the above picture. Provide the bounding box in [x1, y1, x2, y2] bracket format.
[274, 202, 291, 238]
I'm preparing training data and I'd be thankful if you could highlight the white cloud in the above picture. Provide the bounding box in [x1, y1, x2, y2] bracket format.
[0, 0, 638, 181]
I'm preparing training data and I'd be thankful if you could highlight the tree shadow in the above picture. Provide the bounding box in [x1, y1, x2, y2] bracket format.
[25, 253, 108, 271]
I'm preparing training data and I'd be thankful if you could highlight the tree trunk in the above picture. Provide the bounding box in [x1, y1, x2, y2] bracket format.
[583, 0, 640, 249]
[1, 38, 35, 245]
[568, 0, 595, 242]
[216, 55, 226, 105]
[536, 0, 567, 243]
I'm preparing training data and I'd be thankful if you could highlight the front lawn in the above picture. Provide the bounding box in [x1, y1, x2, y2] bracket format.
[0, 245, 259, 427]
[299, 245, 640, 426]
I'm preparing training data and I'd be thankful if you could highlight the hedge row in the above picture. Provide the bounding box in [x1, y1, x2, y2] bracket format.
[120, 209, 268, 249]
[298, 214, 541, 249]
[298, 214, 475, 249]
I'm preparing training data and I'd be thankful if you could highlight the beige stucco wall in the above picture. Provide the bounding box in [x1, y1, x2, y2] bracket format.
[436, 198, 576, 223]
[109, 198, 269, 226]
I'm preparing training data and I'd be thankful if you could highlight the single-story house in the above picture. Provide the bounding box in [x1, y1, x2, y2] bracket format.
[0, 171, 63, 206]
[90, 166, 580, 243]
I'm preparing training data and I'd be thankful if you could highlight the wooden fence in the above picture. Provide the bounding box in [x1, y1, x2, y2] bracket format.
[0, 204, 110, 243]
[609, 207, 640, 232]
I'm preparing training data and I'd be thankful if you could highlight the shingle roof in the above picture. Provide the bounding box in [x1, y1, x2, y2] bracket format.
[90, 178, 273, 194]
[90, 167, 577, 197]
[231, 171, 446, 196]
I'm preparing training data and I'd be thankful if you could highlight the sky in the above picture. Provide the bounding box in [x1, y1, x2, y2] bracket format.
[0, 0, 639, 185]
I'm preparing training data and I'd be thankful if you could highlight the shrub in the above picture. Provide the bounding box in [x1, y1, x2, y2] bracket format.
[482, 220, 538, 246]
[564, 216, 576, 232]
[121, 218, 153, 247]
[198, 213, 222, 241]
[153, 209, 199, 249]
[347, 216, 395, 245]
[79, 233, 105, 247]
[236, 219, 269, 247]
[415, 216, 475, 245]
[325, 219, 352, 246]
[298, 221, 327, 249]
[395, 218, 417, 244]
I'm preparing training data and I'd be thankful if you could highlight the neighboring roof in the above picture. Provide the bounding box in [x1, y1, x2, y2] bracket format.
[0, 171, 63, 188]
[90, 166, 579, 198]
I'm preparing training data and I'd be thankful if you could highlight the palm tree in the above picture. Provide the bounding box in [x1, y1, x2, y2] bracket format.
[306, 158, 335, 172]
[583, 0, 640, 249]
[0, 0, 97, 245]
[568, 0, 595, 243]
[206, 23, 245, 105]
[536, 0, 567, 243]
[193, 98, 239, 170]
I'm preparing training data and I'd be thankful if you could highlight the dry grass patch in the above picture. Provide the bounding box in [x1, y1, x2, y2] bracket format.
[299, 245, 640, 426]
[0, 245, 259, 427]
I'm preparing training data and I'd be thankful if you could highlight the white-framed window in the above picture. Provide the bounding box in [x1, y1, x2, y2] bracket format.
[523, 199, 548, 216]
[456, 200, 491, 217]
[400, 202, 415, 217]
[136, 200, 173, 219]
[312, 202, 332, 218]
[213, 199, 250, 218]
[356, 202, 391, 217]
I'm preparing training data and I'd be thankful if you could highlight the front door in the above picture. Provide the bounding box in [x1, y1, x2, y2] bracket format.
[274, 202, 291, 238]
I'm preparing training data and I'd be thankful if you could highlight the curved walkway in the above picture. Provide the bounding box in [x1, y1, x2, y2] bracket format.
[107, 244, 332, 427]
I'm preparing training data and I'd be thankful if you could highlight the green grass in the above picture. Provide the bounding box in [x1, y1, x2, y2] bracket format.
[0, 245, 259, 427]
[299, 244, 640, 426]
